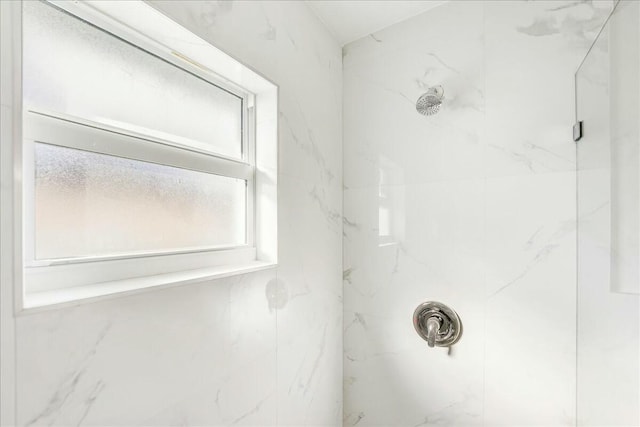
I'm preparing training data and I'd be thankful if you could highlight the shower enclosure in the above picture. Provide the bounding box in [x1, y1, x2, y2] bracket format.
[344, 1, 639, 425]
[576, 1, 639, 425]
[0, 1, 638, 426]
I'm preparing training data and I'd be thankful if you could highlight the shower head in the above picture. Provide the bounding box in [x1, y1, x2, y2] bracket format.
[416, 85, 444, 116]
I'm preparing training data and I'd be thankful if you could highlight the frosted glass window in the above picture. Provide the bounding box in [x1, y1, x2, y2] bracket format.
[34, 143, 246, 260]
[23, 0, 243, 159]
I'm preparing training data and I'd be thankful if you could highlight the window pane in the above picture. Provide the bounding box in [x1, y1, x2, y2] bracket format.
[23, 0, 243, 159]
[34, 143, 246, 260]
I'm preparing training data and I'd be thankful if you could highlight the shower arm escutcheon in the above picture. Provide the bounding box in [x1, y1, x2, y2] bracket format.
[413, 301, 462, 348]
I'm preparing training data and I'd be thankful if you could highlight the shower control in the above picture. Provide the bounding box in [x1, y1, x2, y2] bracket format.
[413, 301, 462, 348]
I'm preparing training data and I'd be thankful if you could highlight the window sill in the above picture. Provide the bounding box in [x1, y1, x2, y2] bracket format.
[21, 261, 277, 313]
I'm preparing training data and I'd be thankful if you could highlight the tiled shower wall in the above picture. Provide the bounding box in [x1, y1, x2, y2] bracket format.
[9, 2, 342, 426]
[343, 1, 610, 426]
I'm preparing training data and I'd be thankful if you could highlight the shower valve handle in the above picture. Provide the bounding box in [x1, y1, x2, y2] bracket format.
[425, 316, 441, 348]
[413, 301, 462, 348]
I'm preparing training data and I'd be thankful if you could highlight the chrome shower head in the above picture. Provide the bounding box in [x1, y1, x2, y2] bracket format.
[416, 85, 444, 116]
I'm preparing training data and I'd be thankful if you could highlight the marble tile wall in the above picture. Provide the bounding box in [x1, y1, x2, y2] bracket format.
[4, 1, 628, 426]
[12, 1, 342, 426]
[0, 2, 17, 424]
[343, 1, 611, 426]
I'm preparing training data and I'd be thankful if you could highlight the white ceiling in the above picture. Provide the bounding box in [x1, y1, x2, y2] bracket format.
[306, 1, 448, 46]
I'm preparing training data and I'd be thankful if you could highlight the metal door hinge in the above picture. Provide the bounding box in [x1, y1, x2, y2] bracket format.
[573, 121, 583, 142]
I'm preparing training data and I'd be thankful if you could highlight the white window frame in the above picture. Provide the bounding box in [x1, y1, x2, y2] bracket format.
[2, 0, 279, 311]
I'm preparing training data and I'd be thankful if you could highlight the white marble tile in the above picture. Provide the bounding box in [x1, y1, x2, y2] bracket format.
[344, 179, 486, 427]
[0, 2, 14, 110]
[343, 1, 611, 426]
[17, 271, 277, 426]
[1, 5, 19, 425]
[483, 0, 611, 178]
[343, 0, 485, 190]
[0, 104, 17, 427]
[483, 172, 577, 427]
[275, 175, 343, 425]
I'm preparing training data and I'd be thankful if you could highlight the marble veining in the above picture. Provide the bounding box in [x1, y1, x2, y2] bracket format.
[343, 1, 609, 426]
[15, 1, 343, 426]
[517, 1, 611, 47]
[4, 0, 624, 426]
[25, 324, 111, 427]
[517, 16, 562, 36]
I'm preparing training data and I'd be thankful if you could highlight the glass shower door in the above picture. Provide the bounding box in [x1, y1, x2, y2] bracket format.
[575, 1, 640, 425]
